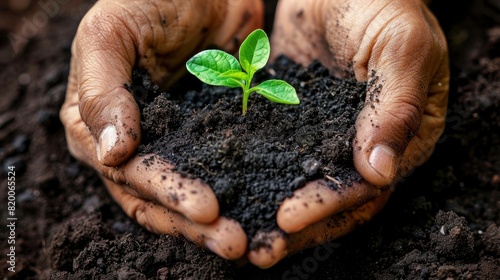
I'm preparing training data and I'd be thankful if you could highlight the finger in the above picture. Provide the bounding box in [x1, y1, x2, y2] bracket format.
[400, 69, 449, 176]
[270, 0, 332, 66]
[400, 19, 450, 175]
[247, 231, 287, 268]
[73, 5, 140, 167]
[249, 192, 391, 268]
[103, 177, 247, 260]
[277, 179, 381, 233]
[118, 155, 219, 224]
[286, 191, 391, 252]
[352, 10, 448, 187]
[212, 0, 264, 53]
[61, 96, 219, 224]
[60, 86, 96, 165]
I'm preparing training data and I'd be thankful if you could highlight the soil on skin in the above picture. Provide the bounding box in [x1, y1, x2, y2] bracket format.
[135, 56, 366, 241]
[0, 0, 499, 279]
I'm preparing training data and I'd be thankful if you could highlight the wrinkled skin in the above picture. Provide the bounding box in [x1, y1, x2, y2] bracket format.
[249, 0, 449, 267]
[60, 0, 449, 267]
[60, 0, 263, 260]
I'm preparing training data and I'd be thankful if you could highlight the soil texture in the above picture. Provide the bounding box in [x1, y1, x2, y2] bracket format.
[0, 0, 499, 279]
[135, 56, 365, 240]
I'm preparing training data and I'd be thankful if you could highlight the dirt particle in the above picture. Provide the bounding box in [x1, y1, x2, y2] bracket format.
[430, 211, 475, 259]
[170, 194, 179, 205]
[127, 128, 138, 140]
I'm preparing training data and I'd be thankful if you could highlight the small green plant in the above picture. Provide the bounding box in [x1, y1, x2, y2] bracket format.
[186, 29, 299, 115]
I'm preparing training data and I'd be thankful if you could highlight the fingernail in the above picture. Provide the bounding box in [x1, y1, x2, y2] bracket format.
[205, 239, 223, 256]
[259, 250, 288, 269]
[97, 125, 118, 162]
[368, 145, 397, 181]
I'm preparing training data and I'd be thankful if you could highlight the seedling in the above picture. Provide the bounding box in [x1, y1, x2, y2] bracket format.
[186, 29, 299, 115]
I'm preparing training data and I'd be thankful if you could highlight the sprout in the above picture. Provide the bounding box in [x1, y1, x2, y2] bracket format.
[186, 29, 299, 115]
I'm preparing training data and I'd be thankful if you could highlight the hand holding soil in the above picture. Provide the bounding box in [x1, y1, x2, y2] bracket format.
[60, 0, 450, 269]
[249, 0, 450, 267]
[60, 0, 263, 260]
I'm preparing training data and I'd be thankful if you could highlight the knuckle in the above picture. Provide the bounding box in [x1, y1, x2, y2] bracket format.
[79, 91, 107, 130]
[79, 8, 123, 41]
[103, 167, 126, 185]
[352, 202, 377, 224]
[427, 108, 446, 134]
[78, 86, 128, 134]
[76, 5, 137, 58]
[388, 14, 445, 63]
[381, 11, 425, 49]
[134, 202, 152, 230]
[388, 96, 422, 132]
[382, 100, 422, 149]
[402, 134, 436, 171]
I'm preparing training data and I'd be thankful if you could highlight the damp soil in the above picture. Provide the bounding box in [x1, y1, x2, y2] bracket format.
[0, 0, 499, 279]
[133, 56, 365, 241]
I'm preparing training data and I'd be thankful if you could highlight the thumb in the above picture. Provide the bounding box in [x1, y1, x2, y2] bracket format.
[74, 11, 140, 167]
[352, 22, 445, 187]
[353, 72, 425, 187]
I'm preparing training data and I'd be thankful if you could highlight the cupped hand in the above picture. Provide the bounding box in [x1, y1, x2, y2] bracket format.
[60, 0, 263, 260]
[248, 0, 449, 267]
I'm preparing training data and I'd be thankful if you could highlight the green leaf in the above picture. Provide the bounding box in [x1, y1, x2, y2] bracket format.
[252, 80, 300, 105]
[186, 49, 242, 88]
[220, 70, 248, 83]
[239, 29, 270, 76]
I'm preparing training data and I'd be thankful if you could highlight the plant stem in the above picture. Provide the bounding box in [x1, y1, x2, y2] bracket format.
[242, 73, 253, 115]
[242, 89, 250, 115]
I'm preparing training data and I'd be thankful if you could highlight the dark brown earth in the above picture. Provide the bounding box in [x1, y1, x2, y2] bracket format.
[0, 0, 499, 279]
[134, 56, 365, 241]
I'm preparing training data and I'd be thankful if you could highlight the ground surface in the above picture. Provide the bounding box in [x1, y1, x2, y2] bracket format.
[0, 0, 499, 279]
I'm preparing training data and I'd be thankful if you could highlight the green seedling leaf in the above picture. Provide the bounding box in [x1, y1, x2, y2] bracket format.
[239, 29, 270, 76]
[220, 70, 248, 84]
[186, 49, 242, 88]
[186, 29, 300, 115]
[252, 80, 300, 105]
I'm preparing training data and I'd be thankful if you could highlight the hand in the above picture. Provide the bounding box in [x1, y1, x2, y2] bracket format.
[247, 0, 449, 267]
[60, 0, 263, 260]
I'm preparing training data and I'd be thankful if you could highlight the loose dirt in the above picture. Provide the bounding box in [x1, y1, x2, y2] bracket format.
[0, 0, 498, 279]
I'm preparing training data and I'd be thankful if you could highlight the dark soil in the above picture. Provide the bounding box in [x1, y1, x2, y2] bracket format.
[134, 56, 365, 240]
[0, 0, 499, 279]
